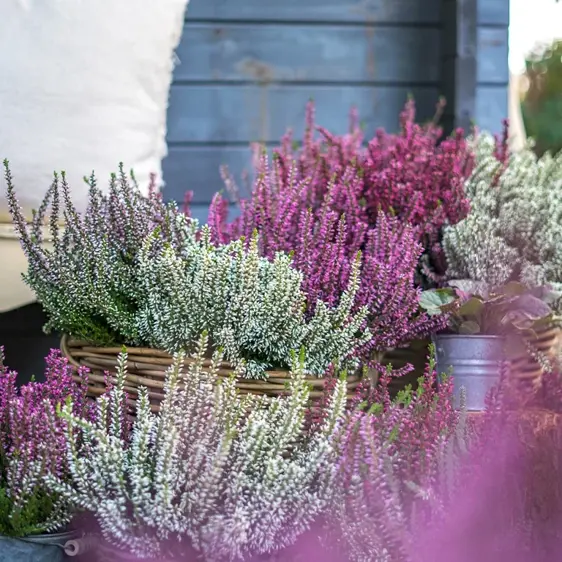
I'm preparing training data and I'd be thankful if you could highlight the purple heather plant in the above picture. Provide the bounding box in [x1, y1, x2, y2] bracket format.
[208, 153, 447, 362]
[324, 359, 562, 562]
[277, 100, 474, 275]
[324, 348, 460, 562]
[213, 99, 474, 286]
[0, 348, 92, 537]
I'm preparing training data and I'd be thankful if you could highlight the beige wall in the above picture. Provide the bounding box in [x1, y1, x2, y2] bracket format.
[508, 72, 527, 151]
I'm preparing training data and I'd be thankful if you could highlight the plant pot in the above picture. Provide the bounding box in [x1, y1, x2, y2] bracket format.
[433, 334, 505, 412]
[0, 530, 76, 562]
[61, 335, 362, 412]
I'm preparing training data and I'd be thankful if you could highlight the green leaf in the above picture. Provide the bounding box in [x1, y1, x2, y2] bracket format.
[418, 289, 457, 315]
[457, 296, 485, 318]
[458, 320, 481, 335]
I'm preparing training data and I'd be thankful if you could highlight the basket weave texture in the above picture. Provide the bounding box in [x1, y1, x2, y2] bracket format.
[61, 335, 362, 412]
[508, 326, 561, 389]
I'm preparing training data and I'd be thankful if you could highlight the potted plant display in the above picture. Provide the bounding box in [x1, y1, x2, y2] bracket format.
[202, 101, 470, 389]
[5, 162, 370, 410]
[46, 334, 347, 561]
[0, 349, 92, 561]
[421, 281, 561, 410]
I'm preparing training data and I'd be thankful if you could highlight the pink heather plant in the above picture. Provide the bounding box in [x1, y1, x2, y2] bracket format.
[323, 361, 562, 562]
[283, 101, 472, 219]
[0, 348, 92, 537]
[205, 100, 470, 359]
[324, 348, 459, 561]
[274, 99, 474, 282]
[208, 155, 446, 361]
[351, 346, 458, 487]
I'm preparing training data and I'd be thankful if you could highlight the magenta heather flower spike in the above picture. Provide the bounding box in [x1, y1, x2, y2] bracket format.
[267, 100, 473, 282]
[202, 101, 474, 364]
[0, 349, 94, 535]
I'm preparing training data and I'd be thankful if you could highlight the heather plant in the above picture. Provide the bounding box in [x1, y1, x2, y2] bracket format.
[442, 129, 562, 291]
[350, 346, 459, 489]
[5, 160, 370, 379]
[324, 348, 463, 562]
[137, 223, 371, 378]
[274, 100, 473, 249]
[46, 333, 347, 560]
[212, 99, 473, 285]
[320, 364, 557, 562]
[4, 159, 187, 345]
[0, 349, 91, 537]
[208, 154, 447, 361]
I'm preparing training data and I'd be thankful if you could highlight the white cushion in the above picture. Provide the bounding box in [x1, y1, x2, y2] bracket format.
[0, 0, 189, 311]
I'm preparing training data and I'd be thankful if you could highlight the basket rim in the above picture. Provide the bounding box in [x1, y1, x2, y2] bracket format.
[60, 334, 363, 384]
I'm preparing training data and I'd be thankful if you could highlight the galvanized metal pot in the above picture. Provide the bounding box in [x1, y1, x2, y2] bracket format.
[0, 530, 76, 562]
[433, 334, 505, 412]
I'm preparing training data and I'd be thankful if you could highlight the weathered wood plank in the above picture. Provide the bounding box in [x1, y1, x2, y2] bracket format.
[174, 24, 440, 83]
[168, 199, 241, 225]
[182, 203, 213, 225]
[163, 88, 509, 205]
[166, 84, 441, 144]
[164, 146, 271, 204]
[186, 0, 441, 24]
[475, 85, 508, 132]
[477, 0, 509, 25]
[439, 0, 477, 132]
[163, 146, 253, 204]
[477, 27, 509, 83]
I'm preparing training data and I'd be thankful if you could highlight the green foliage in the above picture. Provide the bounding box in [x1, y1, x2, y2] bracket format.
[432, 281, 560, 336]
[0, 487, 62, 538]
[5, 162, 370, 379]
[522, 40, 562, 157]
[418, 289, 457, 316]
[137, 225, 370, 378]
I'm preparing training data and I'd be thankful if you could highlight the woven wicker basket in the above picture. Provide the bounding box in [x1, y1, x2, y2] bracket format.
[61, 335, 362, 412]
[381, 339, 431, 394]
[508, 325, 561, 389]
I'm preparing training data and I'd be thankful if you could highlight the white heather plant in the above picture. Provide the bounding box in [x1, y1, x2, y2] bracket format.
[442, 133, 562, 289]
[136, 222, 371, 379]
[45, 333, 347, 560]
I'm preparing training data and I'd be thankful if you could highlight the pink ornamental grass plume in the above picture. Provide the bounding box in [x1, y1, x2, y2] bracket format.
[208, 154, 446, 360]
[0, 348, 93, 536]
